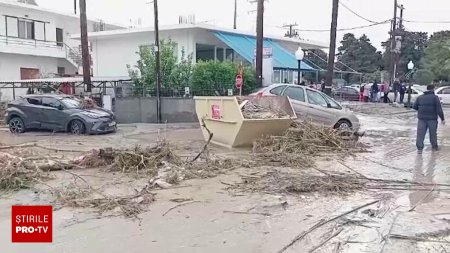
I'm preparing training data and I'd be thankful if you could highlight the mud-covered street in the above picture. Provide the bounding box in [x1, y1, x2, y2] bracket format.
[0, 103, 449, 253]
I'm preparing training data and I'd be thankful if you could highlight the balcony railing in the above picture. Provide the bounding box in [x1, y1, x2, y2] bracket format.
[0, 35, 82, 67]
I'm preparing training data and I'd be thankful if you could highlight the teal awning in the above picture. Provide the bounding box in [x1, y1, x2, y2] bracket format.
[214, 32, 317, 71]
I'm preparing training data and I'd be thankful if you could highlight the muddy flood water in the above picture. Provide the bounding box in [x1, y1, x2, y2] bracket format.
[0, 103, 449, 253]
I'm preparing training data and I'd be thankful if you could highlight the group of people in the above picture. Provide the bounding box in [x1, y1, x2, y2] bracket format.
[359, 79, 407, 103]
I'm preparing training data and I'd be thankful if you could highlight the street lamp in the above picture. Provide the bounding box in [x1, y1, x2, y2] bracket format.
[407, 61, 415, 108]
[295, 47, 305, 85]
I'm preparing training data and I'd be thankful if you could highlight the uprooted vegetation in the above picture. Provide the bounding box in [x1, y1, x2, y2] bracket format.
[0, 141, 247, 218]
[230, 169, 450, 196]
[253, 121, 368, 168]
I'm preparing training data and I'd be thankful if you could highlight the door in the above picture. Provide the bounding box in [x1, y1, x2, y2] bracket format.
[40, 97, 68, 131]
[281, 86, 308, 119]
[305, 89, 336, 127]
[437, 87, 450, 105]
[346, 88, 360, 101]
[56, 28, 64, 47]
[20, 68, 40, 80]
[23, 97, 43, 129]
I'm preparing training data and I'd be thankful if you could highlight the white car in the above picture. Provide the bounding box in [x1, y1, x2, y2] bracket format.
[251, 84, 360, 132]
[435, 86, 450, 105]
[387, 86, 426, 104]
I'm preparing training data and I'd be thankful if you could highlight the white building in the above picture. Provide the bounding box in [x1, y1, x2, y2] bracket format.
[73, 23, 327, 86]
[0, 0, 121, 81]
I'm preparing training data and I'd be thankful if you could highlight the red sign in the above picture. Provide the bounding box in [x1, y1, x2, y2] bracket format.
[211, 105, 221, 120]
[12, 206, 53, 243]
[235, 74, 243, 89]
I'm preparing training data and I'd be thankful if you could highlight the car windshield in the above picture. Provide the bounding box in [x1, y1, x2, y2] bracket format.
[61, 98, 81, 109]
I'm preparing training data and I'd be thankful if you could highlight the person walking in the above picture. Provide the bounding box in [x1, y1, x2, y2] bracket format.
[383, 81, 390, 103]
[413, 84, 445, 154]
[393, 79, 400, 103]
[371, 81, 379, 102]
[399, 82, 406, 103]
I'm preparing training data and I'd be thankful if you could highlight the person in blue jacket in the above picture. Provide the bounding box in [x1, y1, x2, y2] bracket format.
[413, 84, 445, 154]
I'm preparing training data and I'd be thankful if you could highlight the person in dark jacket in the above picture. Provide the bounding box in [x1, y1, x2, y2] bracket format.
[413, 84, 445, 154]
[399, 82, 406, 103]
[371, 81, 379, 102]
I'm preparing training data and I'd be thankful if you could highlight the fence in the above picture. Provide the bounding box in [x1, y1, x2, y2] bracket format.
[126, 86, 244, 98]
[114, 97, 197, 124]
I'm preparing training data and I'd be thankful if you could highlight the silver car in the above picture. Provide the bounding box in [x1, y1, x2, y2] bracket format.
[251, 84, 360, 131]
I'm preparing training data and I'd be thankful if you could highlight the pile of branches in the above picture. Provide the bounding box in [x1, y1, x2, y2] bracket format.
[253, 121, 366, 168]
[75, 142, 182, 177]
[241, 100, 289, 119]
[53, 184, 155, 219]
[0, 152, 60, 191]
[74, 141, 243, 185]
[230, 169, 450, 196]
[232, 170, 365, 195]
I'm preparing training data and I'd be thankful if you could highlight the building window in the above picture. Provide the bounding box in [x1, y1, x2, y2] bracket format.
[18, 20, 35, 39]
[5, 16, 45, 40]
[216, 48, 224, 62]
[226, 49, 234, 61]
[196, 43, 215, 62]
[57, 67, 65, 76]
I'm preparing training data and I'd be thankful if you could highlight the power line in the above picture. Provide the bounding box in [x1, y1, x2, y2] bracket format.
[402, 19, 450, 24]
[296, 20, 391, 32]
[339, 1, 385, 24]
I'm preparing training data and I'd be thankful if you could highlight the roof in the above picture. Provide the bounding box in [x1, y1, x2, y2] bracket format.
[0, 0, 124, 27]
[0, 76, 131, 84]
[214, 32, 317, 70]
[70, 23, 328, 49]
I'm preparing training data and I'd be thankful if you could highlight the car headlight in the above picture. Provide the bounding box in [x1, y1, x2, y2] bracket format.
[82, 112, 100, 119]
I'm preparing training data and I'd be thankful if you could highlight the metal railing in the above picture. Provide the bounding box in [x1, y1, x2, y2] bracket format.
[0, 35, 82, 67]
[125, 86, 241, 98]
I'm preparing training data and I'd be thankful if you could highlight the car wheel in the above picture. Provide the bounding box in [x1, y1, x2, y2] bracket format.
[70, 120, 85, 135]
[334, 119, 352, 131]
[9, 117, 25, 134]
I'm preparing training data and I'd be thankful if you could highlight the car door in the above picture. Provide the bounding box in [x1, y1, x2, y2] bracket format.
[22, 97, 43, 129]
[437, 87, 450, 105]
[280, 86, 309, 119]
[40, 97, 68, 131]
[347, 88, 360, 101]
[305, 89, 336, 127]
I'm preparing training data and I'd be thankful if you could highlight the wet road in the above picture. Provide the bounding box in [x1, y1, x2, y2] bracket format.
[0, 103, 449, 252]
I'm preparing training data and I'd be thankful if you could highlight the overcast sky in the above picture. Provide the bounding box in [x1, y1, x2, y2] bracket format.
[36, 0, 450, 51]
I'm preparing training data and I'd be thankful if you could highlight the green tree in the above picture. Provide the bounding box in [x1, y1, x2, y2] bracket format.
[414, 69, 434, 85]
[127, 39, 178, 92]
[191, 61, 256, 95]
[422, 31, 450, 81]
[338, 33, 383, 82]
[169, 48, 194, 89]
[382, 31, 428, 78]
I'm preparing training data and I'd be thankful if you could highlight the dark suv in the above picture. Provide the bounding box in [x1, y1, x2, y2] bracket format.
[5, 94, 116, 134]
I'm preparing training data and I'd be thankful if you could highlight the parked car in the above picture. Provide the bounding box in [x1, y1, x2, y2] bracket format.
[5, 94, 117, 134]
[333, 86, 360, 101]
[250, 84, 360, 132]
[387, 85, 425, 104]
[435, 86, 450, 105]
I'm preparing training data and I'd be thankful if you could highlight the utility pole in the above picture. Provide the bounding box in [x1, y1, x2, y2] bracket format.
[233, 0, 237, 29]
[283, 23, 298, 38]
[325, 0, 339, 96]
[154, 0, 162, 123]
[399, 4, 404, 29]
[255, 0, 264, 87]
[74, 0, 77, 14]
[389, 0, 398, 85]
[79, 0, 91, 93]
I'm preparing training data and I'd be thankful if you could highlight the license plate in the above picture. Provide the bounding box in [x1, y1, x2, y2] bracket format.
[108, 122, 116, 127]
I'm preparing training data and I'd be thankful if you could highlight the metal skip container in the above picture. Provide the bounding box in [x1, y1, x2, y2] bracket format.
[194, 96, 297, 148]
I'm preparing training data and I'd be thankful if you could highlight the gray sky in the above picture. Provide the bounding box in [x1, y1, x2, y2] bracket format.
[37, 0, 450, 50]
